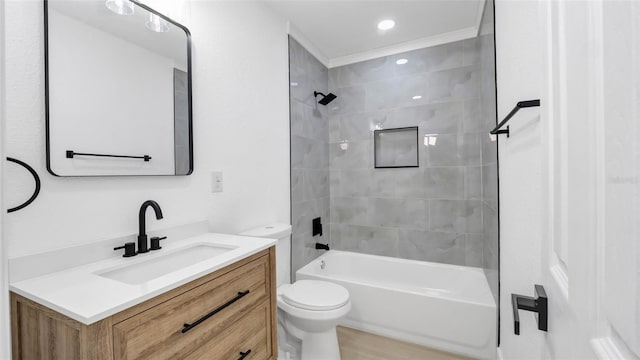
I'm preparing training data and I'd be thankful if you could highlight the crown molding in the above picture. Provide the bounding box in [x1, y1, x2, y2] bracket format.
[328, 27, 478, 68]
[287, 21, 330, 68]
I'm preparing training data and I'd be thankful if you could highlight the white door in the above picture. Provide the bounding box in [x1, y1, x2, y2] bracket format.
[498, 0, 640, 359]
[537, 0, 600, 357]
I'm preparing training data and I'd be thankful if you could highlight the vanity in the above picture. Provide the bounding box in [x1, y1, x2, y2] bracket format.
[10, 233, 278, 360]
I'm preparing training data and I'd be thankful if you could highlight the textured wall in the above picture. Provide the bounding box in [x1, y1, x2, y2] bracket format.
[289, 37, 331, 276]
[479, 0, 500, 304]
[0, 0, 9, 357]
[327, 38, 489, 267]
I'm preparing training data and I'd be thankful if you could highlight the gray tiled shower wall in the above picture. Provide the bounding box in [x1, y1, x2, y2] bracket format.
[289, 14, 498, 291]
[327, 33, 497, 270]
[289, 37, 331, 275]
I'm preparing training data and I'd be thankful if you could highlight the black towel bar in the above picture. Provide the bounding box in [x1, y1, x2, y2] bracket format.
[490, 99, 540, 138]
[66, 150, 151, 162]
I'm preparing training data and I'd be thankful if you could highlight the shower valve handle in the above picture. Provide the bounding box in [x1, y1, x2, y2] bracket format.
[512, 284, 548, 335]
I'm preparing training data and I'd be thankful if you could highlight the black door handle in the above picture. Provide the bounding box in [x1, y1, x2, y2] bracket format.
[512, 284, 548, 335]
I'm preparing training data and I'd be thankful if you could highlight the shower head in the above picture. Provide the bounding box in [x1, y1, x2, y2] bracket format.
[314, 91, 337, 105]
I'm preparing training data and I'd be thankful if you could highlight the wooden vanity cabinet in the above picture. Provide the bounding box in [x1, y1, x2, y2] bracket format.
[11, 247, 277, 360]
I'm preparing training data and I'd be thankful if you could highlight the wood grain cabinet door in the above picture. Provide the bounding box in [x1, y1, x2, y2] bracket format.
[112, 256, 272, 360]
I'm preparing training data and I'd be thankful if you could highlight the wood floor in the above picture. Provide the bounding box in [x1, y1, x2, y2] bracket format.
[337, 326, 476, 360]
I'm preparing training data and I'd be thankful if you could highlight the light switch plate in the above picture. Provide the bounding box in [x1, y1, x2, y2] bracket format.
[211, 171, 223, 193]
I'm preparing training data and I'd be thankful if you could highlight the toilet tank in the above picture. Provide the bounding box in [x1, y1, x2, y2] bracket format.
[239, 224, 292, 287]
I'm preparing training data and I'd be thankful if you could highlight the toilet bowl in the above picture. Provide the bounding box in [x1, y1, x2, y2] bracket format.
[238, 224, 350, 360]
[277, 280, 351, 360]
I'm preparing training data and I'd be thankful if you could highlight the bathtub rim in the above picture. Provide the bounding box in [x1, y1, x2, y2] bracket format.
[297, 250, 496, 308]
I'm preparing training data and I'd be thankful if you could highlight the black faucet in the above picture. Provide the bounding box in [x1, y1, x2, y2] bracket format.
[138, 200, 163, 254]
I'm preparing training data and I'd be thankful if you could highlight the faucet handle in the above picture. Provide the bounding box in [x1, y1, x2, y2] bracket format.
[114, 242, 137, 257]
[150, 236, 167, 251]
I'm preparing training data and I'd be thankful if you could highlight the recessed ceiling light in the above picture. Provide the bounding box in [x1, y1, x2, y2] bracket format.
[377, 19, 395, 31]
[396, 58, 408, 65]
[412, 95, 422, 100]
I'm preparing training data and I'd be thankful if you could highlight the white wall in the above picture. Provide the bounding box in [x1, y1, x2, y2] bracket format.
[190, 2, 290, 235]
[495, 0, 545, 358]
[4, 0, 290, 262]
[0, 0, 9, 357]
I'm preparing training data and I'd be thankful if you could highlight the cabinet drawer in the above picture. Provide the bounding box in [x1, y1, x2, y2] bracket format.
[113, 255, 270, 360]
[183, 300, 272, 360]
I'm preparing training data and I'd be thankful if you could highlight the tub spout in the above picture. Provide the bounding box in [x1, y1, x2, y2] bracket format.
[315, 243, 330, 251]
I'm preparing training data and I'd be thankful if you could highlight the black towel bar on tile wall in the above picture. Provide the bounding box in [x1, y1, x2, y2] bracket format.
[6, 157, 41, 213]
[66, 150, 151, 162]
[490, 99, 541, 138]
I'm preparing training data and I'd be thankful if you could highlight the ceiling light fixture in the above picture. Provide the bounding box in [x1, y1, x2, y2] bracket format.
[105, 0, 134, 15]
[377, 19, 395, 31]
[396, 58, 408, 65]
[412, 95, 422, 100]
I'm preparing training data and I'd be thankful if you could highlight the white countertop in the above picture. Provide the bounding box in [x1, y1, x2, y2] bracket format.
[10, 233, 276, 325]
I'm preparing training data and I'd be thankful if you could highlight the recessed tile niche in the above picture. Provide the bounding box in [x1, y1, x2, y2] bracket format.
[374, 127, 419, 168]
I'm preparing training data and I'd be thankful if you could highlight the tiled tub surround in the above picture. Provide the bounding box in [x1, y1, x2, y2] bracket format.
[328, 38, 493, 268]
[289, 36, 331, 275]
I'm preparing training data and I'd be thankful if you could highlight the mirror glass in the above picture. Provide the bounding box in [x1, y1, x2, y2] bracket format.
[45, 0, 192, 176]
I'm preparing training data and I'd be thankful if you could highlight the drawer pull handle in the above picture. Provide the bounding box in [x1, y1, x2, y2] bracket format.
[238, 349, 251, 360]
[181, 290, 250, 333]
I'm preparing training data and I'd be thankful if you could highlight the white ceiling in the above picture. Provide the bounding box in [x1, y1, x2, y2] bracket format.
[266, 0, 485, 68]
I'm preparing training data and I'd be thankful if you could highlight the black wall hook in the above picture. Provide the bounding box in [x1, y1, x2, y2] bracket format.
[6, 157, 41, 213]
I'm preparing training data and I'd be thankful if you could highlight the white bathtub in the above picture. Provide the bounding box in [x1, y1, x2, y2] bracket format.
[296, 250, 496, 360]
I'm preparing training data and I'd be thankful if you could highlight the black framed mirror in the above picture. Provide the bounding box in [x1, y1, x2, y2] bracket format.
[44, 0, 192, 176]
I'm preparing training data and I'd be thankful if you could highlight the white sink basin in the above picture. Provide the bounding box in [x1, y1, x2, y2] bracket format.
[97, 243, 237, 285]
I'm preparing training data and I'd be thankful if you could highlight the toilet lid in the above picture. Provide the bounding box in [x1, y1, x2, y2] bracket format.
[282, 280, 349, 311]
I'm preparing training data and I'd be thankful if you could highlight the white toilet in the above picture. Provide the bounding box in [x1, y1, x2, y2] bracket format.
[277, 280, 351, 360]
[239, 224, 351, 360]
